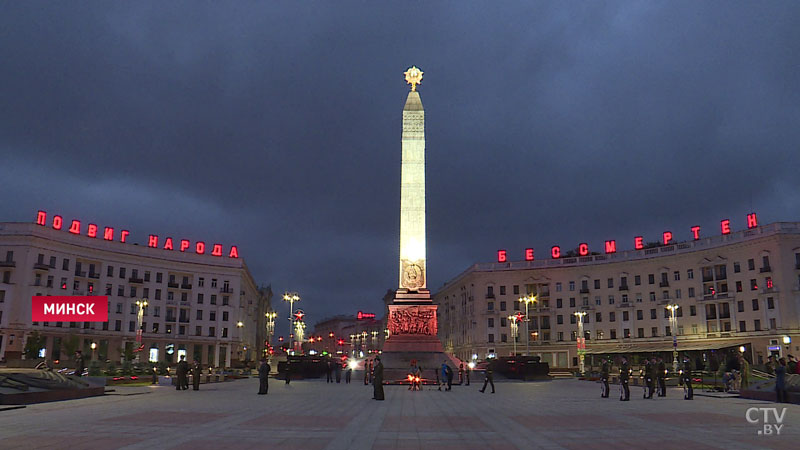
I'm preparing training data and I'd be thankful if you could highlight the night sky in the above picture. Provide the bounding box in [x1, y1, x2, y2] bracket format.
[1, 2, 798, 336]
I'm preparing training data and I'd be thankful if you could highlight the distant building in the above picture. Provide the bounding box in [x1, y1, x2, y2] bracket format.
[434, 221, 800, 368]
[311, 310, 385, 357]
[0, 221, 272, 366]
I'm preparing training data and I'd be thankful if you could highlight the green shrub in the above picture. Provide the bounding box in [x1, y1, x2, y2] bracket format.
[105, 361, 118, 376]
[88, 360, 103, 376]
[121, 360, 133, 376]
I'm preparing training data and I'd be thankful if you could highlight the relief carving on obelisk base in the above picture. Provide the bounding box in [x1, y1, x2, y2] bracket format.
[387, 304, 437, 336]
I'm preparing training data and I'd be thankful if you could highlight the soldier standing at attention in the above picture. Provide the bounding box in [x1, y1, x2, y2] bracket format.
[73, 350, 85, 377]
[372, 356, 385, 401]
[479, 359, 495, 393]
[643, 359, 655, 399]
[192, 359, 202, 391]
[285, 360, 292, 385]
[176, 355, 189, 390]
[619, 356, 631, 401]
[656, 357, 667, 397]
[682, 357, 693, 400]
[257, 358, 270, 395]
[600, 358, 610, 398]
[465, 363, 471, 386]
[458, 363, 464, 385]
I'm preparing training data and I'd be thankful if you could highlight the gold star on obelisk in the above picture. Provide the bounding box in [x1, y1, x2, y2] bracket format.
[404, 66, 423, 91]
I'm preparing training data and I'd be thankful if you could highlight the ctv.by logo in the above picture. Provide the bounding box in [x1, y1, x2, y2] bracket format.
[746, 407, 787, 436]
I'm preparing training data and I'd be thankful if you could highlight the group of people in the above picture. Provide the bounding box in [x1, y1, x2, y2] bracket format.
[174, 355, 202, 391]
[601, 356, 694, 401]
[772, 354, 798, 403]
[325, 358, 352, 384]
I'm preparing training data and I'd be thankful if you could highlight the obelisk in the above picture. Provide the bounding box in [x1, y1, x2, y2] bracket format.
[381, 67, 454, 381]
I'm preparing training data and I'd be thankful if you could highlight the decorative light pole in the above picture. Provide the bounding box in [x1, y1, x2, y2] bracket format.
[293, 310, 305, 354]
[328, 331, 335, 354]
[265, 312, 277, 350]
[518, 294, 537, 356]
[574, 311, 587, 374]
[666, 304, 680, 374]
[508, 314, 521, 356]
[283, 292, 300, 350]
[90, 342, 97, 361]
[134, 299, 148, 362]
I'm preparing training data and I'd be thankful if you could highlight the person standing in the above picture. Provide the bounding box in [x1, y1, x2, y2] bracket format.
[465, 363, 470, 386]
[73, 351, 85, 377]
[372, 356, 384, 400]
[619, 356, 630, 401]
[335, 359, 342, 383]
[656, 357, 667, 397]
[258, 358, 270, 395]
[192, 360, 202, 391]
[739, 355, 750, 390]
[682, 357, 693, 400]
[479, 360, 495, 393]
[787, 355, 797, 375]
[345, 363, 352, 384]
[176, 355, 189, 390]
[440, 363, 448, 391]
[326, 359, 333, 383]
[458, 363, 464, 385]
[445, 362, 453, 391]
[644, 359, 655, 399]
[600, 359, 610, 398]
[285, 360, 292, 385]
[775, 357, 788, 403]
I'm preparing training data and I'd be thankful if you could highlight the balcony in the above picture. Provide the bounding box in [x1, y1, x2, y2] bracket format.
[180, 283, 192, 290]
[74, 271, 87, 278]
[616, 302, 633, 308]
[168, 282, 179, 289]
[179, 318, 191, 323]
[702, 275, 714, 283]
[759, 266, 771, 273]
[33, 263, 50, 271]
[129, 277, 144, 284]
[618, 285, 629, 291]
[165, 316, 177, 323]
[659, 281, 669, 288]
[220, 287, 234, 294]
[88, 272, 100, 279]
[0, 260, 16, 268]
[580, 288, 590, 294]
[166, 299, 177, 305]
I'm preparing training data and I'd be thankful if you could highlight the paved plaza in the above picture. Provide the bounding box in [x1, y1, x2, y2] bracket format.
[0, 378, 797, 450]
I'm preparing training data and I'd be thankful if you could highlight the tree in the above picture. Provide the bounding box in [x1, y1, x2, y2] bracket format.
[23, 331, 46, 359]
[61, 335, 80, 360]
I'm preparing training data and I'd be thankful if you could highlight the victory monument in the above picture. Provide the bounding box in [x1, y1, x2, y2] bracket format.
[380, 67, 455, 380]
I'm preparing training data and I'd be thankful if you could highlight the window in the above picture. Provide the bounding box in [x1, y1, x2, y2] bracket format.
[594, 279, 600, 289]
[554, 283, 560, 293]
[734, 262, 740, 273]
[607, 278, 613, 288]
[556, 298, 562, 308]
[637, 328, 644, 338]
[570, 314, 576, 324]
[595, 296, 601, 306]
[115, 302, 122, 314]
[156, 272, 163, 283]
[130, 304, 136, 314]
[636, 310, 643, 320]
[609, 295, 615, 305]
[621, 294, 628, 303]
[635, 293, 642, 303]
[648, 274, 655, 284]
[223, 296, 229, 306]
[181, 292, 188, 302]
[3, 272, 11, 284]
[499, 317, 508, 327]
[197, 310, 203, 320]
[557, 315, 563, 324]
[748, 259, 755, 271]
[688, 287, 695, 297]
[750, 279, 758, 290]
[5, 251, 13, 262]
[690, 305, 696, 316]
[569, 281, 575, 291]
[211, 295, 217, 305]
[62, 258, 70, 271]
[209, 327, 216, 337]
[650, 309, 657, 319]
[752, 299, 759, 311]
[143, 287, 149, 298]
[739, 321, 746, 332]
[107, 266, 114, 277]
[595, 312, 602, 322]
[662, 291, 669, 300]
[198, 293, 204, 304]
[569, 298, 575, 307]
[766, 277, 773, 289]
[198, 277, 205, 287]
[222, 311, 229, 321]
[622, 311, 629, 321]
[736, 281, 742, 292]
[767, 297, 774, 309]
[609, 312, 615, 322]
[115, 320, 121, 331]
[130, 286, 136, 298]
[620, 276, 627, 288]
[754, 320, 761, 331]
[154, 306, 160, 317]
[769, 318, 776, 329]
[675, 289, 681, 299]
[687, 269, 693, 279]
[129, 321, 135, 332]
[624, 329, 630, 338]
[736, 300, 744, 312]
[117, 285, 124, 296]
[179, 326, 186, 335]
[487, 286, 494, 297]
[557, 331, 564, 341]
[48, 256, 56, 268]
[488, 318, 494, 327]
[634, 275, 641, 286]
[155, 289, 161, 300]
[610, 329, 617, 339]
[119, 267, 126, 279]
[674, 271, 680, 281]
[211, 279, 218, 288]
[167, 291, 174, 301]
[153, 323, 159, 333]
[195, 326, 202, 336]
[649, 292, 656, 301]
[210, 311, 216, 321]
[487, 302, 494, 311]
[499, 286, 506, 295]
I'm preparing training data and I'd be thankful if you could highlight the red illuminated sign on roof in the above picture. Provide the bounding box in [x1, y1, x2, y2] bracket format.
[35, 210, 239, 259]
[357, 311, 376, 320]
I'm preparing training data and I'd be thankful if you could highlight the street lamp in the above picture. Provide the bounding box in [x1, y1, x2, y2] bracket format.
[508, 314, 522, 356]
[134, 299, 148, 362]
[265, 312, 277, 348]
[666, 304, 680, 374]
[573, 311, 587, 374]
[283, 292, 300, 349]
[90, 342, 97, 361]
[518, 294, 537, 356]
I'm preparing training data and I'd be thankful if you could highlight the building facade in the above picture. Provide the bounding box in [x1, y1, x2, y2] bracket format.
[434, 222, 800, 368]
[311, 312, 386, 357]
[0, 222, 271, 366]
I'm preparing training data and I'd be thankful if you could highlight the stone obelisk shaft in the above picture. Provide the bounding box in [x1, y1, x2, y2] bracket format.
[399, 90, 426, 292]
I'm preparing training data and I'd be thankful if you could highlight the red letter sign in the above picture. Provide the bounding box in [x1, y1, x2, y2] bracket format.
[634, 236, 643, 250]
[497, 250, 507, 263]
[180, 240, 190, 252]
[720, 219, 731, 235]
[103, 227, 114, 241]
[212, 244, 223, 256]
[164, 238, 174, 250]
[229, 246, 239, 258]
[87, 224, 98, 238]
[524, 248, 534, 261]
[747, 213, 758, 229]
[148, 235, 159, 248]
[195, 241, 205, 254]
[52, 215, 63, 230]
[120, 230, 129, 243]
[551, 246, 561, 259]
[662, 231, 672, 245]
[691, 226, 700, 240]
[578, 243, 589, 256]
[36, 210, 47, 226]
[68, 220, 81, 235]
[604, 240, 616, 254]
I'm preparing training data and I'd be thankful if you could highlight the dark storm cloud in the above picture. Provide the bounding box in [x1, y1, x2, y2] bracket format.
[1, 2, 798, 334]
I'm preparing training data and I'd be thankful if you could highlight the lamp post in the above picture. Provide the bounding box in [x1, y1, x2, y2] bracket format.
[90, 342, 97, 361]
[283, 292, 300, 350]
[518, 294, 537, 356]
[508, 314, 521, 356]
[574, 311, 587, 374]
[666, 304, 680, 374]
[265, 312, 277, 350]
[328, 332, 335, 354]
[134, 299, 148, 362]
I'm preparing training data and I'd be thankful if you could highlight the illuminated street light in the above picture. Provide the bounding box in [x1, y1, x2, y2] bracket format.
[666, 304, 680, 374]
[236, 321, 244, 328]
[283, 292, 300, 349]
[508, 314, 522, 356]
[90, 342, 97, 361]
[134, 299, 148, 362]
[573, 311, 587, 374]
[265, 312, 277, 348]
[518, 294, 537, 356]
